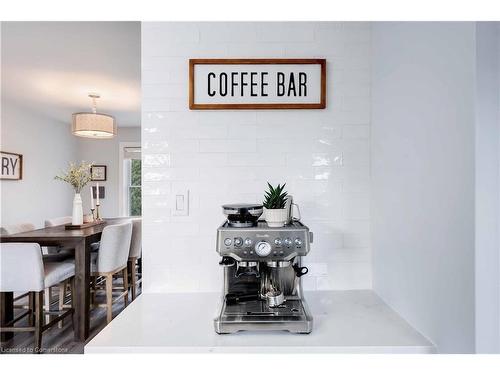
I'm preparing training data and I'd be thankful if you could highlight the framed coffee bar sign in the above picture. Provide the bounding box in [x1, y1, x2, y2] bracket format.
[1, 151, 23, 180]
[189, 58, 326, 109]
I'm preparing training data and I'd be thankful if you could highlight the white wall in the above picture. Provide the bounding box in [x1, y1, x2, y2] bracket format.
[1, 21, 141, 228]
[0, 99, 77, 228]
[77, 127, 141, 217]
[371, 22, 476, 353]
[0, 99, 140, 226]
[142, 22, 372, 293]
[474, 22, 500, 354]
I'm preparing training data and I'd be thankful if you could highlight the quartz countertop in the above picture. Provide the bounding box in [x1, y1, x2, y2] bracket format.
[85, 290, 435, 353]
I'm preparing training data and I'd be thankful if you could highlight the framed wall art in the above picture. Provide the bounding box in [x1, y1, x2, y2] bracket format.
[189, 58, 326, 110]
[0, 151, 23, 180]
[90, 165, 107, 181]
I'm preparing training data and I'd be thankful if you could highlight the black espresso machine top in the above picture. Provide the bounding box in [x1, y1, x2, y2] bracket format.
[222, 203, 263, 228]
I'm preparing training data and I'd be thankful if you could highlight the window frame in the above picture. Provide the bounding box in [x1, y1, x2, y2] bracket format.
[119, 141, 141, 217]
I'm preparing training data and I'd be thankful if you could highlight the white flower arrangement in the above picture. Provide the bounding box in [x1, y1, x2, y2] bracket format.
[55, 161, 93, 193]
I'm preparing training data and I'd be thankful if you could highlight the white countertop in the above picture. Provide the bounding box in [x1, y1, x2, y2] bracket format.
[85, 290, 435, 353]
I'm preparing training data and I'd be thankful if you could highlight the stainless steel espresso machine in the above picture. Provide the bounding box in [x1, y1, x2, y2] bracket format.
[214, 203, 313, 334]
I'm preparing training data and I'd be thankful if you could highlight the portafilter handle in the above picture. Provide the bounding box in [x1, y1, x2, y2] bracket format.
[219, 256, 235, 266]
[293, 264, 309, 277]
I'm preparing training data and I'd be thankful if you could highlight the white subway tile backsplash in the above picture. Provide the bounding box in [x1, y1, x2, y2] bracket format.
[328, 262, 372, 290]
[196, 111, 257, 126]
[342, 139, 370, 166]
[199, 139, 256, 153]
[342, 193, 370, 220]
[344, 42, 371, 60]
[143, 23, 200, 44]
[199, 23, 257, 42]
[343, 68, 371, 84]
[225, 43, 286, 57]
[256, 23, 315, 42]
[286, 152, 343, 167]
[226, 152, 286, 167]
[142, 22, 371, 293]
[168, 123, 227, 139]
[170, 153, 227, 168]
[342, 124, 370, 139]
[199, 167, 257, 181]
[342, 95, 370, 113]
[226, 125, 257, 139]
[143, 153, 171, 167]
[143, 139, 199, 153]
[145, 42, 227, 58]
[142, 83, 187, 99]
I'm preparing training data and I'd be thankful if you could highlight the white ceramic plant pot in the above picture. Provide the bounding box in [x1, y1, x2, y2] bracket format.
[264, 208, 288, 228]
[72, 193, 84, 225]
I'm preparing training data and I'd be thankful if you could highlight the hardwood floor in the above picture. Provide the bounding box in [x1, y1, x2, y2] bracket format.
[0, 285, 141, 354]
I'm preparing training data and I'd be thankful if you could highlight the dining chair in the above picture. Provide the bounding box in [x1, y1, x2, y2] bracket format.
[89, 217, 132, 253]
[90, 221, 132, 323]
[1, 222, 72, 323]
[127, 218, 142, 301]
[0, 222, 36, 236]
[0, 243, 75, 353]
[44, 216, 72, 227]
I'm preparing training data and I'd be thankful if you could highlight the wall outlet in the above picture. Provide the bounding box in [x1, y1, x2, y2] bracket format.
[172, 189, 189, 216]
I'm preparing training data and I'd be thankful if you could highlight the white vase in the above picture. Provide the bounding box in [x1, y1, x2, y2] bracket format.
[264, 208, 288, 228]
[72, 193, 84, 225]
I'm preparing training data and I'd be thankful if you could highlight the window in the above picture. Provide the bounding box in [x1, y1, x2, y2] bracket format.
[129, 159, 142, 216]
[121, 145, 141, 217]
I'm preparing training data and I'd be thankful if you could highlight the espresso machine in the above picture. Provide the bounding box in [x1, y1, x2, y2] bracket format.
[214, 203, 313, 334]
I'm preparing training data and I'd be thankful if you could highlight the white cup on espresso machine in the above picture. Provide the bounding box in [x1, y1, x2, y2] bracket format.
[284, 195, 301, 224]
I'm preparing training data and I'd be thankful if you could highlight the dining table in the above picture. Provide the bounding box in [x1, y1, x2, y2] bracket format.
[0, 218, 122, 342]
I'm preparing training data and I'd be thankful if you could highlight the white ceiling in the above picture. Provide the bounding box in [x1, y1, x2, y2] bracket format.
[1, 22, 141, 127]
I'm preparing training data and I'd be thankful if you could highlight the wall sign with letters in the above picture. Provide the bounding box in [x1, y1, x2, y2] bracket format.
[1, 151, 23, 180]
[189, 59, 326, 110]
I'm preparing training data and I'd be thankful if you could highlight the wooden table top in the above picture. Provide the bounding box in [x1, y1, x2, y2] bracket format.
[0, 218, 124, 241]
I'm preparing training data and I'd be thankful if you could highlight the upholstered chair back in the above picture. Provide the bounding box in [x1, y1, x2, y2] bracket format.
[0, 243, 45, 292]
[97, 222, 133, 273]
[44, 216, 72, 227]
[128, 218, 142, 259]
[0, 222, 36, 235]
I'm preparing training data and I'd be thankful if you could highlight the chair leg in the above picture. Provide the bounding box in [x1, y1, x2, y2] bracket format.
[58, 281, 66, 328]
[34, 292, 44, 354]
[123, 268, 129, 307]
[130, 259, 137, 301]
[44, 287, 51, 324]
[90, 277, 95, 306]
[106, 275, 113, 324]
[28, 292, 35, 325]
[70, 277, 76, 331]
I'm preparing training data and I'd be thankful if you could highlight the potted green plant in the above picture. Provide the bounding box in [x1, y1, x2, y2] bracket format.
[263, 182, 288, 228]
[55, 161, 93, 225]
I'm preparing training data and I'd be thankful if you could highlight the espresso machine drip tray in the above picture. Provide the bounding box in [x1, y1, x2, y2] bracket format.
[215, 298, 313, 334]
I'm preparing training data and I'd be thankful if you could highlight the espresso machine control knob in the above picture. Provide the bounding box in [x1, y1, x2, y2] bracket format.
[274, 238, 282, 246]
[224, 238, 232, 246]
[234, 237, 243, 247]
[244, 238, 252, 247]
[255, 241, 272, 257]
[294, 238, 302, 246]
[284, 238, 292, 247]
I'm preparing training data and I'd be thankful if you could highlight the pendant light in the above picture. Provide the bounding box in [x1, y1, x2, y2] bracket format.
[72, 94, 116, 139]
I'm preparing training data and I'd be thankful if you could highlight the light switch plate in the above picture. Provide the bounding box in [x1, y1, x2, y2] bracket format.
[172, 189, 189, 216]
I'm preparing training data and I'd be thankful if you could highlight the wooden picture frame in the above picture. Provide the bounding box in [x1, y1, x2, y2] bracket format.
[90, 165, 107, 181]
[0, 151, 23, 180]
[189, 58, 326, 110]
